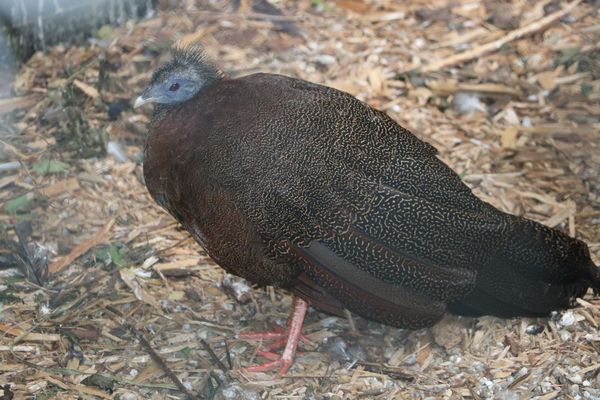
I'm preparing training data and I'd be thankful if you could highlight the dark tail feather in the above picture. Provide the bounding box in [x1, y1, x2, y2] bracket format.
[584, 259, 600, 296]
[448, 214, 600, 318]
[449, 255, 600, 318]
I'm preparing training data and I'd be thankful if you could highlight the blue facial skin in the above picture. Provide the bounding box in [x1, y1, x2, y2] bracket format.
[136, 74, 202, 108]
[158, 76, 202, 104]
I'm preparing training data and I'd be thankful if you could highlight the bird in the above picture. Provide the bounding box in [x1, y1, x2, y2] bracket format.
[135, 45, 600, 375]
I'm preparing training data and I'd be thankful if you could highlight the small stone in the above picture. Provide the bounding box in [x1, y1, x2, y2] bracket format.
[404, 353, 417, 366]
[221, 275, 252, 304]
[38, 303, 52, 316]
[117, 392, 138, 400]
[452, 92, 486, 114]
[218, 383, 261, 400]
[449, 354, 461, 364]
[347, 344, 367, 362]
[314, 54, 336, 65]
[494, 389, 519, 400]
[568, 374, 583, 384]
[324, 337, 349, 361]
[521, 117, 533, 128]
[479, 377, 493, 389]
[560, 330, 572, 342]
[469, 361, 486, 373]
[515, 367, 528, 378]
[559, 311, 576, 328]
[526, 325, 544, 335]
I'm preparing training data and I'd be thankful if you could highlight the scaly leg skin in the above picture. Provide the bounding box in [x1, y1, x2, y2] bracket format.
[239, 296, 308, 375]
[239, 330, 310, 351]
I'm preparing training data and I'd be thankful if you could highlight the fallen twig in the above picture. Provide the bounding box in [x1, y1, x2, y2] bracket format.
[417, 0, 582, 73]
[126, 324, 196, 400]
[224, 341, 233, 370]
[200, 339, 229, 373]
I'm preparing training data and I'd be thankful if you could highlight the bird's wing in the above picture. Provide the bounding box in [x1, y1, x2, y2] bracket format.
[196, 74, 595, 323]
[267, 163, 492, 328]
[217, 75, 493, 326]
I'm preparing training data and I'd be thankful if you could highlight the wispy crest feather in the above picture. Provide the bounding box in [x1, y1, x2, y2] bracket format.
[171, 43, 224, 78]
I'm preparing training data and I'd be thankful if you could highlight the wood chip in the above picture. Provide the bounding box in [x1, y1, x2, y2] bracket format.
[73, 79, 100, 98]
[38, 178, 80, 197]
[0, 323, 61, 342]
[0, 95, 41, 114]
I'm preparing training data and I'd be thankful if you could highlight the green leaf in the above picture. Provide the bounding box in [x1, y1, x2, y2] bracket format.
[180, 346, 192, 358]
[32, 159, 69, 175]
[7, 276, 24, 287]
[5, 195, 31, 213]
[95, 244, 128, 268]
[35, 388, 62, 400]
[81, 373, 116, 391]
[581, 83, 593, 98]
[107, 245, 127, 267]
[557, 47, 580, 66]
[0, 291, 22, 304]
[311, 0, 333, 11]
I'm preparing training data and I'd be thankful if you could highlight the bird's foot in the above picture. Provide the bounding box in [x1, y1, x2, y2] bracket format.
[238, 297, 308, 375]
[242, 353, 294, 375]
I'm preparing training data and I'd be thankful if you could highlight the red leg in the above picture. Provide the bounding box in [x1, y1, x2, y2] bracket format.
[239, 332, 310, 351]
[239, 297, 308, 375]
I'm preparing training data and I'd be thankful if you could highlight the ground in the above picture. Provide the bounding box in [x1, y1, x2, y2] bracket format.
[1, 0, 599, 399]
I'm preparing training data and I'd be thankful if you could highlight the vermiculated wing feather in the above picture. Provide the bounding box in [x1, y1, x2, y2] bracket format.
[289, 241, 447, 329]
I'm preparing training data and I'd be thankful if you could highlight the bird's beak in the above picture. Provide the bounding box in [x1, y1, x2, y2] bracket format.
[134, 86, 160, 108]
[134, 95, 154, 108]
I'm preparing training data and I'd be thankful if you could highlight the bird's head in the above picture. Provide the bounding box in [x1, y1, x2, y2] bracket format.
[134, 45, 222, 109]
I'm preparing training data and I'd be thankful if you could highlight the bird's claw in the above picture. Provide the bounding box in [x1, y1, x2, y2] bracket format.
[242, 356, 293, 375]
[238, 297, 309, 375]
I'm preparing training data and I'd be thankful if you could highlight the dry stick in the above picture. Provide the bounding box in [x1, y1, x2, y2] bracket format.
[126, 324, 196, 400]
[200, 339, 229, 373]
[418, 0, 583, 73]
[224, 341, 233, 370]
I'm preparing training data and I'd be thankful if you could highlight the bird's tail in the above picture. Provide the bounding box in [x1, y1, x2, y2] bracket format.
[585, 260, 600, 295]
[448, 217, 600, 317]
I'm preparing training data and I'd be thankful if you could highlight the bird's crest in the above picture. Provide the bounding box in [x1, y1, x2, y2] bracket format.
[171, 43, 224, 78]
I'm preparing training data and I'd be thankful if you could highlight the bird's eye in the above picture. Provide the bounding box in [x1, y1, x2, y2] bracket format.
[169, 82, 180, 91]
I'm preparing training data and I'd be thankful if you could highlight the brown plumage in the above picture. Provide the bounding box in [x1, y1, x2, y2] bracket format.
[136, 46, 600, 374]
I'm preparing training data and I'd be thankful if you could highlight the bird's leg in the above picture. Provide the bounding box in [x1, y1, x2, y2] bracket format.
[239, 296, 308, 375]
[239, 329, 310, 350]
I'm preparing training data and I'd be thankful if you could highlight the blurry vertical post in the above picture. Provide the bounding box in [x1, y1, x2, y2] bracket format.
[0, 0, 156, 64]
